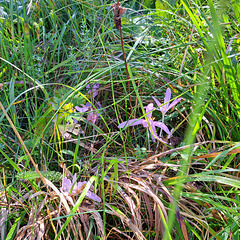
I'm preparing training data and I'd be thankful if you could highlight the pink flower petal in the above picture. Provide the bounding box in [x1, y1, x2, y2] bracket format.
[168, 98, 182, 110]
[119, 119, 144, 128]
[152, 96, 161, 107]
[149, 124, 167, 143]
[145, 103, 154, 118]
[87, 112, 98, 124]
[72, 118, 78, 123]
[164, 88, 172, 104]
[149, 123, 157, 142]
[77, 181, 88, 191]
[86, 191, 101, 202]
[61, 177, 72, 192]
[153, 121, 171, 135]
[72, 174, 77, 184]
[86, 83, 99, 98]
[142, 119, 148, 128]
[78, 182, 101, 202]
[75, 106, 88, 113]
[153, 88, 181, 115]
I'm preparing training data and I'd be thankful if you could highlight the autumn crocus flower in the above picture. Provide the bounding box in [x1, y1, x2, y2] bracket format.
[83, 82, 102, 123]
[86, 83, 99, 98]
[75, 105, 89, 113]
[152, 88, 182, 117]
[75, 102, 101, 124]
[60, 174, 101, 202]
[119, 103, 170, 143]
[85, 102, 102, 124]
[152, 88, 181, 137]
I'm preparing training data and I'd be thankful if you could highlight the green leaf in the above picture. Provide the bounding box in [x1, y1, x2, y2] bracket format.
[155, 0, 168, 18]
[5, 212, 25, 240]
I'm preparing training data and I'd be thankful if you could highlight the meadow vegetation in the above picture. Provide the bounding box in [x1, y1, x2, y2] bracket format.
[0, 0, 240, 239]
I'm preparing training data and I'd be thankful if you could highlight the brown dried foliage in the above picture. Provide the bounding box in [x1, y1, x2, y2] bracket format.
[2, 142, 233, 239]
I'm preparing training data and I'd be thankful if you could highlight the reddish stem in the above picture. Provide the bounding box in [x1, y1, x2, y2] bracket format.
[119, 26, 132, 114]
[112, 0, 132, 114]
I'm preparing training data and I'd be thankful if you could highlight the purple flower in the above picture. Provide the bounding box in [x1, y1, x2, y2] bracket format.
[87, 111, 98, 124]
[119, 103, 170, 143]
[75, 105, 89, 113]
[86, 102, 102, 124]
[75, 102, 102, 124]
[60, 174, 101, 202]
[152, 88, 182, 116]
[86, 83, 99, 98]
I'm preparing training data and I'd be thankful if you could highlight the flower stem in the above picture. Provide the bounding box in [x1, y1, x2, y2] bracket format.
[160, 114, 165, 137]
[112, 0, 132, 114]
[119, 27, 132, 114]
